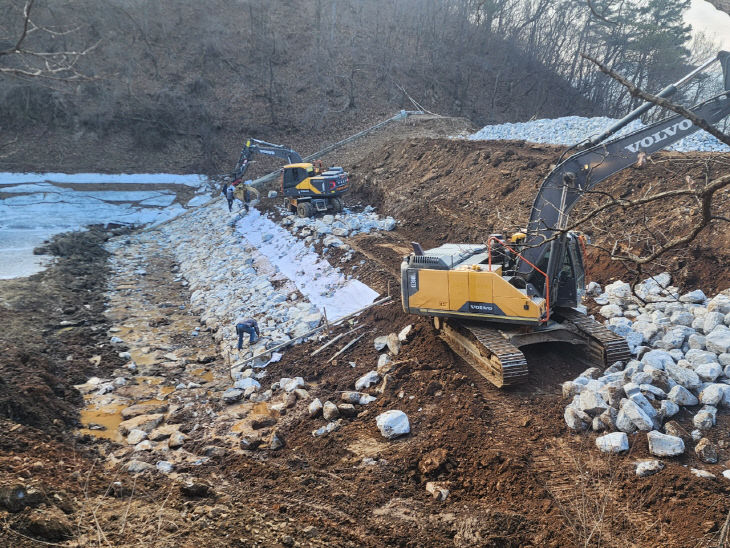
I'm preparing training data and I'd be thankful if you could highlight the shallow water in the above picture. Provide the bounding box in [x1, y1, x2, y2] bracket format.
[0, 173, 211, 278]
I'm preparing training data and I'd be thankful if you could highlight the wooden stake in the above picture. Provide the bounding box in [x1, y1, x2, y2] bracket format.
[327, 332, 368, 363]
[310, 324, 366, 356]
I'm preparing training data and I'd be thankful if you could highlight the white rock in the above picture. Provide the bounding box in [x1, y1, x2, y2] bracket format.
[659, 400, 679, 418]
[234, 378, 261, 391]
[642, 350, 674, 370]
[127, 460, 155, 474]
[647, 430, 685, 457]
[695, 362, 722, 382]
[668, 385, 699, 406]
[156, 461, 174, 474]
[579, 390, 609, 416]
[127, 429, 148, 445]
[690, 468, 715, 479]
[686, 349, 721, 366]
[374, 336, 388, 351]
[375, 410, 410, 439]
[595, 432, 629, 453]
[635, 459, 664, 477]
[355, 371, 380, 391]
[700, 384, 729, 406]
[665, 362, 701, 391]
[565, 407, 590, 430]
[312, 420, 342, 437]
[222, 388, 244, 403]
[398, 324, 413, 342]
[706, 329, 730, 354]
[134, 440, 153, 451]
[704, 312, 725, 334]
[323, 401, 340, 420]
[620, 399, 653, 431]
[425, 481, 449, 501]
[308, 398, 323, 417]
[708, 294, 730, 315]
[281, 377, 305, 392]
[600, 304, 623, 319]
[586, 281, 601, 297]
[723, 470, 730, 480]
[680, 290, 706, 303]
[688, 334, 706, 350]
[693, 405, 717, 429]
[359, 394, 377, 405]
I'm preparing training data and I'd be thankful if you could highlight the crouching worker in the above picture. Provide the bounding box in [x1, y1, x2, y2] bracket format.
[235, 318, 260, 349]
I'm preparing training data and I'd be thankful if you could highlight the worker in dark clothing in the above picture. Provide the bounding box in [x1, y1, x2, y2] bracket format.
[225, 185, 235, 212]
[235, 318, 260, 349]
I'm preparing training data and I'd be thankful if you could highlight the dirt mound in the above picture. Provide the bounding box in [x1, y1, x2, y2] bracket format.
[0, 229, 125, 431]
[346, 137, 730, 293]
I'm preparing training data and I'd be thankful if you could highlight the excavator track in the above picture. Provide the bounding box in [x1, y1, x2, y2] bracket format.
[555, 308, 632, 367]
[438, 319, 529, 388]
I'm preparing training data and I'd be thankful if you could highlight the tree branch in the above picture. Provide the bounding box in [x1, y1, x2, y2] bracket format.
[581, 53, 730, 146]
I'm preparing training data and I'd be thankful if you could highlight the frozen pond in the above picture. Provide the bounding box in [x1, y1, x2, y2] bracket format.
[0, 172, 212, 279]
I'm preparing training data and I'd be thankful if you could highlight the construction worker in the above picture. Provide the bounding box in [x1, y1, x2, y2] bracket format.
[225, 185, 235, 212]
[235, 318, 260, 349]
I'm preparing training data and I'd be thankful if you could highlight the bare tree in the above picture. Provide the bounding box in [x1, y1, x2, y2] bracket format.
[0, 0, 98, 80]
[568, 54, 730, 288]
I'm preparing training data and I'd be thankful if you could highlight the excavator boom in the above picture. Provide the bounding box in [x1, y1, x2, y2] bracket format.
[401, 51, 730, 387]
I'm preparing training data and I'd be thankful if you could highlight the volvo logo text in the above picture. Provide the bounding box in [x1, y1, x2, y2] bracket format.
[624, 119, 693, 153]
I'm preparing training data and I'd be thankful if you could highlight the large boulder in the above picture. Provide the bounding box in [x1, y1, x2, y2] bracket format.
[618, 399, 653, 431]
[642, 350, 674, 370]
[706, 329, 730, 354]
[699, 384, 730, 407]
[647, 431, 685, 457]
[667, 385, 699, 406]
[578, 390, 609, 416]
[693, 405, 717, 430]
[595, 432, 629, 453]
[665, 362, 701, 391]
[375, 410, 410, 439]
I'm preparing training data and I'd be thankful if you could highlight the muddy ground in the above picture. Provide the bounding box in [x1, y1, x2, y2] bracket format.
[2, 119, 730, 547]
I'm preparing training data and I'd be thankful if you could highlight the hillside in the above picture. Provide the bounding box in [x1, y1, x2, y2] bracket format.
[1, 1, 598, 175]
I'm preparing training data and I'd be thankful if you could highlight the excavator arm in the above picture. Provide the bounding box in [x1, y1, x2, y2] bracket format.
[232, 138, 303, 180]
[517, 51, 730, 305]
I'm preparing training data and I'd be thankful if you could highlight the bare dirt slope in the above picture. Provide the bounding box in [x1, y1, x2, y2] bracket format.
[2, 118, 729, 547]
[344, 137, 730, 294]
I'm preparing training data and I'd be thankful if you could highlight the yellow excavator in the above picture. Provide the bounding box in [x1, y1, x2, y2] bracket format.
[231, 138, 348, 217]
[401, 52, 730, 387]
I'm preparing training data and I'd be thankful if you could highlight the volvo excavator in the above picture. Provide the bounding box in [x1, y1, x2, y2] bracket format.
[231, 138, 349, 217]
[401, 51, 730, 387]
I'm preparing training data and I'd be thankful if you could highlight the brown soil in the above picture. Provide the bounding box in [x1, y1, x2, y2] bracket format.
[2, 118, 729, 547]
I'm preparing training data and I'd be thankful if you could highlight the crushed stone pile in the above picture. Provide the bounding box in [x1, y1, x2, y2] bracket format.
[468, 116, 729, 152]
[563, 273, 730, 477]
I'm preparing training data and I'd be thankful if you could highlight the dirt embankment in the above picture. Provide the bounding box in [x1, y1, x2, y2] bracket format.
[346, 138, 730, 294]
[2, 124, 730, 547]
[0, 229, 126, 431]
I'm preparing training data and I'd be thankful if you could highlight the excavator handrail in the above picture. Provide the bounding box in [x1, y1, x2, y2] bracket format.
[487, 236, 550, 323]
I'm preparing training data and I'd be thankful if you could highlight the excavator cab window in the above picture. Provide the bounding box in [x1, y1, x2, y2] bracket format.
[556, 237, 582, 307]
[283, 167, 309, 188]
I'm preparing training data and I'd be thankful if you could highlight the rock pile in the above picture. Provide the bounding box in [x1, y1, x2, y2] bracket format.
[564, 275, 730, 469]
[280, 205, 397, 250]
[156, 203, 391, 372]
[468, 116, 729, 152]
